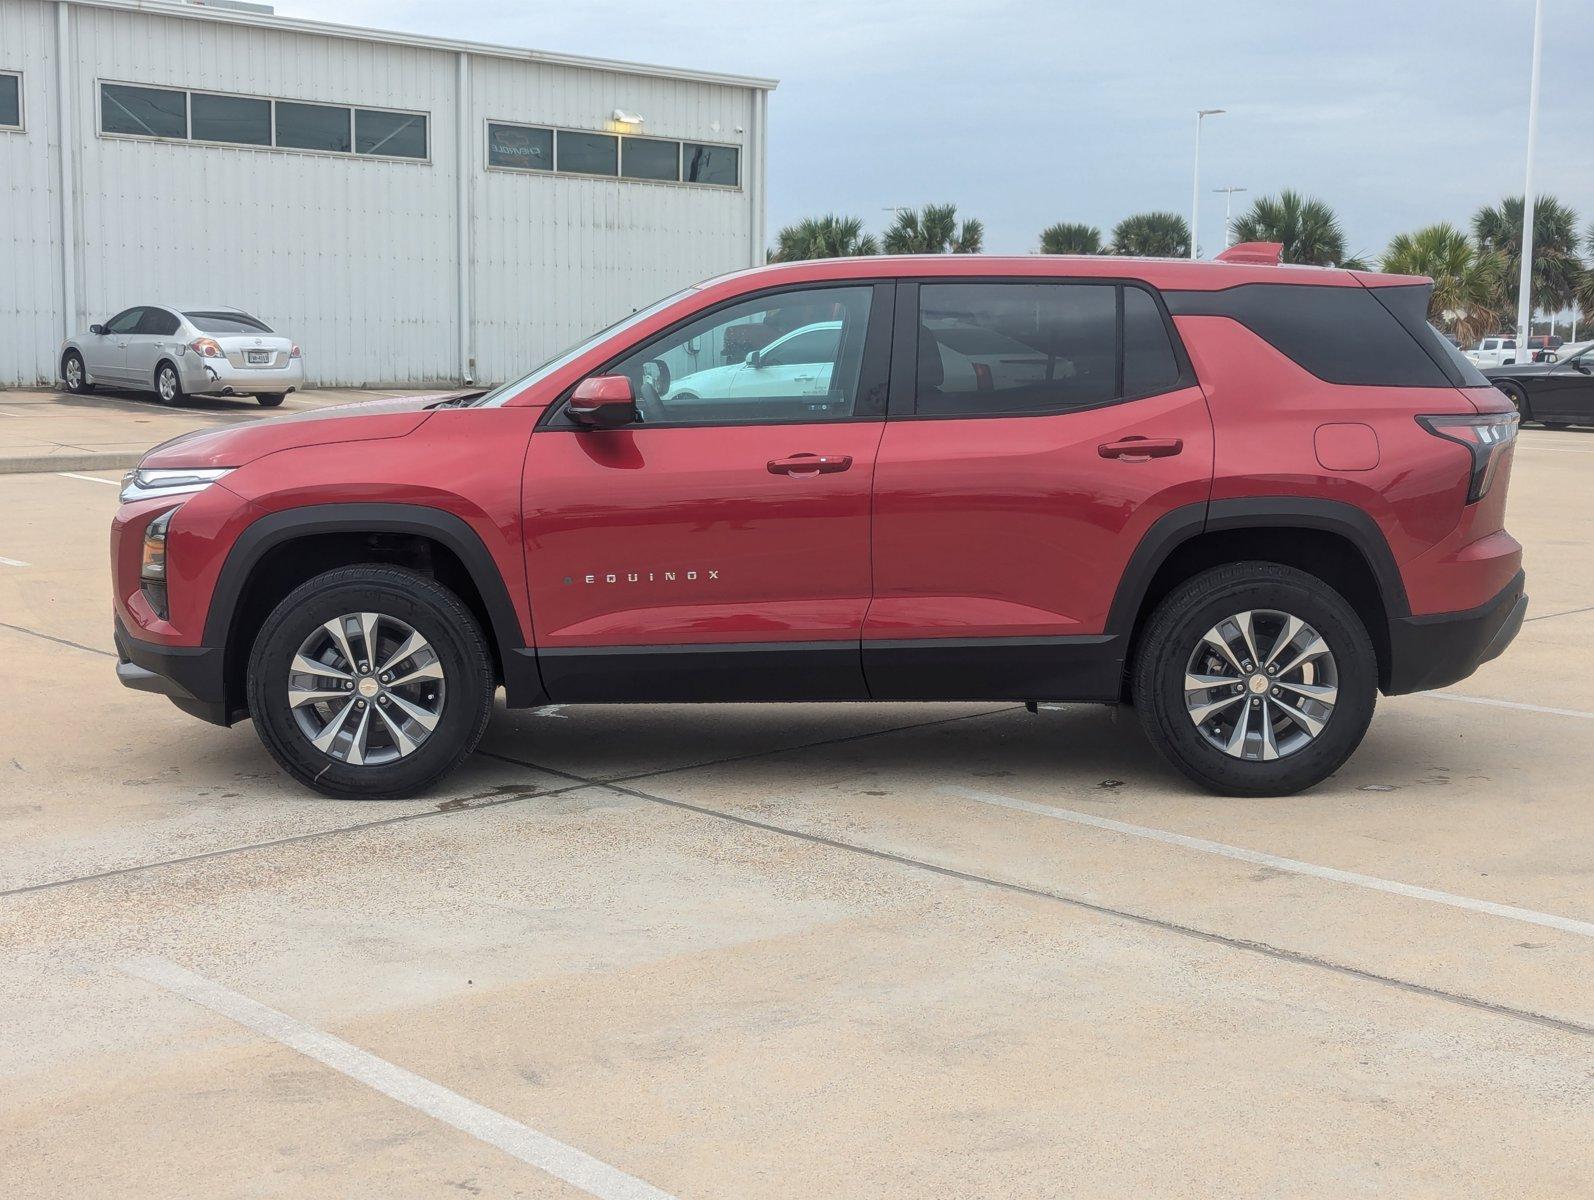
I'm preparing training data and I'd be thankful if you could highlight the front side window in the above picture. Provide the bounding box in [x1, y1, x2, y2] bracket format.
[190, 92, 270, 145]
[101, 83, 186, 139]
[603, 286, 874, 426]
[104, 308, 144, 335]
[275, 100, 351, 152]
[356, 109, 427, 159]
[0, 72, 20, 129]
[557, 130, 618, 176]
[917, 283, 1118, 416]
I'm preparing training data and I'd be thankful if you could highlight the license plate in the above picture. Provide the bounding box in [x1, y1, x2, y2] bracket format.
[247, 350, 271, 365]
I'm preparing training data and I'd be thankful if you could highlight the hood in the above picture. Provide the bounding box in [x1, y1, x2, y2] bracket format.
[136, 392, 465, 469]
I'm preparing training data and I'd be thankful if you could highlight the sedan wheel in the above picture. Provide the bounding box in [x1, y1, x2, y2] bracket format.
[156, 363, 182, 405]
[62, 352, 91, 394]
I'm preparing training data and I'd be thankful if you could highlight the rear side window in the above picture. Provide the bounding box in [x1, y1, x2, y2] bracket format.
[1123, 286, 1181, 396]
[185, 311, 273, 334]
[135, 308, 180, 336]
[1164, 284, 1459, 387]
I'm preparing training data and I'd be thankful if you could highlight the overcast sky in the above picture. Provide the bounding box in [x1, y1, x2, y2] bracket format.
[285, 0, 1592, 260]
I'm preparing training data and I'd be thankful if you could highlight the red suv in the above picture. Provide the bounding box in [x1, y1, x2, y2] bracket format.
[111, 245, 1526, 798]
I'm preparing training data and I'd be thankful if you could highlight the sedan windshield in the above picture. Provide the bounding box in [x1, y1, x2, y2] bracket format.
[185, 311, 273, 334]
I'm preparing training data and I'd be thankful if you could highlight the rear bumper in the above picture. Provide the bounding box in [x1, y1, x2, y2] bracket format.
[180, 355, 303, 396]
[1385, 570, 1527, 695]
[114, 617, 234, 726]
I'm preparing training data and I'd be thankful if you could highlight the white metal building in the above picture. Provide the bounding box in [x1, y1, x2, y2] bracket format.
[0, 0, 774, 387]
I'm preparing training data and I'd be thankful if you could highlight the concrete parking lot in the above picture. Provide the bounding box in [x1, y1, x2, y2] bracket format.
[1, 389, 1591, 1198]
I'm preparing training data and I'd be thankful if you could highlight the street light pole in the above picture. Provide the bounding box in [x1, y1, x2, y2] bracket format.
[1191, 109, 1225, 259]
[1514, 0, 1544, 365]
[1214, 186, 1247, 248]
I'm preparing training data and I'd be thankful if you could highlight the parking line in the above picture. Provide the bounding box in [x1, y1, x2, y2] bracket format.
[0, 556, 29, 567]
[943, 786, 1594, 939]
[56, 471, 120, 485]
[120, 957, 679, 1200]
[1429, 692, 1594, 721]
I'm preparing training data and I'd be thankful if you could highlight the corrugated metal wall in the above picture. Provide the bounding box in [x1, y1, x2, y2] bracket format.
[1, 0, 765, 388]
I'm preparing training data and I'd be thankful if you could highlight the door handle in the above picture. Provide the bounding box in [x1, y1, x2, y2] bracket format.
[1098, 436, 1183, 461]
[768, 453, 852, 477]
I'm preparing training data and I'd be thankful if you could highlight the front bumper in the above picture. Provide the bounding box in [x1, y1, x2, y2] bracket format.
[1385, 570, 1527, 695]
[114, 617, 235, 726]
[179, 354, 304, 396]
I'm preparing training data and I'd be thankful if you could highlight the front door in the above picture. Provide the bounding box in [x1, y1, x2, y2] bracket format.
[1532, 350, 1594, 422]
[90, 307, 145, 385]
[523, 282, 894, 701]
[865, 279, 1214, 699]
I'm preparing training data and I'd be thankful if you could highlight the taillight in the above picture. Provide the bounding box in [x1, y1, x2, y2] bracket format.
[1417, 412, 1518, 503]
[289, 344, 302, 359]
[189, 337, 223, 358]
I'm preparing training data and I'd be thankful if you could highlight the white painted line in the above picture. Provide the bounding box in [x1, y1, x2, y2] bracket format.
[57, 471, 120, 485]
[534, 704, 570, 718]
[1515, 444, 1594, 454]
[1427, 691, 1594, 720]
[0, 556, 30, 568]
[943, 786, 1594, 939]
[121, 957, 679, 1200]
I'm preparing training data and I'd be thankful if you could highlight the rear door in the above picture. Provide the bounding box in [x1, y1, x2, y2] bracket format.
[864, 279, 1213, 699]
[126, 306, 182, 389]
[522, 282, 894, 701]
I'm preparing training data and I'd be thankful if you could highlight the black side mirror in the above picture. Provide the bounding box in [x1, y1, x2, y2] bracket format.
[90, 324, 106, 335]
[568, 375, 638, 428]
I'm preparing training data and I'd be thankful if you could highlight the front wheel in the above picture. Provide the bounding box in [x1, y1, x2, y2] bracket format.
[255, 393, 286, 408]
[1495, 379, 1529, 422]
[247, 566, 494, 798]
[1132, 562, 1377, 796]
[62, 351, 93, 394]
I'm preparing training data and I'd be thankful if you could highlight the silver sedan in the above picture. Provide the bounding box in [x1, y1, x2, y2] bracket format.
[60, 304, 304, 407]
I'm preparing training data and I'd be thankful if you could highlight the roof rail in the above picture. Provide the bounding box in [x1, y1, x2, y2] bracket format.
[1214, 241, 1283, 266]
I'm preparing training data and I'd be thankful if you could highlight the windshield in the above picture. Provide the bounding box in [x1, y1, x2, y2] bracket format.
[185, 310, 273, 334]
[473, 288, 695, 407]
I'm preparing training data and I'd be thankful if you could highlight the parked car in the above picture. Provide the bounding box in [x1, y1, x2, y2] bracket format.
[1485, 340, 1594, 427]
[61, 305, 303, 406]
[1466, 333, 1561, 367]
[110, 247, 1525, 799]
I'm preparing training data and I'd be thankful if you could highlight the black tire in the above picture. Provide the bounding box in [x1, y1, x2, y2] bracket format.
[247, 566, 494, 799]
[255, 393, 286, 408]
[62, 351, 93, 394]
[1496, 379, 1530, 422]
[1543, 422, 1569, 430]
[1132, 561, 1377, 796]
[154, 360, 184, 406]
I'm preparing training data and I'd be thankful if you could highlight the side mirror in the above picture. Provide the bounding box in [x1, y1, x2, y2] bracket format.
[568, 375, 638, 428]
[90, 324, 106, 335]
[744, 349, 761, 368]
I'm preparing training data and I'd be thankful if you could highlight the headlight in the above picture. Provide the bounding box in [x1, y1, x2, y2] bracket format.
[120, 467, 233, 503]
[142, 508, 174, 620]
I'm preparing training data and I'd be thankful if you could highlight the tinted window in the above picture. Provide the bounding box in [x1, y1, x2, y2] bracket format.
[0, 73, 19, 128]
[190, 92, 270, 145]
[557, 130, 617, 175]
[135, 308, 180, 336]
[101, 83, 186, 139]
[1164, 284, 1454, 387]
[1366, 282, 1491, 387]
[356, 109, 426, 158]
[104, 308, 144, 335]
[684, 143, 738, 186]
[622, 137, 679, 181]
[917, 283, 1117, 416]
[604, 286, 873, 425]
[488, 122, 552, 170]
[275, 101, 351, 152]
[1123, 287, 1180, 396]
[185, 310, 272, 334]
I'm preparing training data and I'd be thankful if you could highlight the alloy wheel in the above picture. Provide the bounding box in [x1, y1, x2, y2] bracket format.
[158, 367, 178, 402]
[1183, 608, 1338, 762]
[65, 356, 83, 390]
[288, 612, 446, 766]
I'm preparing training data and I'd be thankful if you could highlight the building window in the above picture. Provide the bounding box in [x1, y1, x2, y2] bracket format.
[98, 81, 427, 162]
[101, 82, 187, 139]
[685, 142, 738, 186]
[556, 129, 618, 176]
[356, 108, 427, 159]
[0, 71, 21, 131]
[487, 122, 552, 170]
[621, 136, 679, 181]
[190, 92, 270, 146]
[275, 100, 351, 153]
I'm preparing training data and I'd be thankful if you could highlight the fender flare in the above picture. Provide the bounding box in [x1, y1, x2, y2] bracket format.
[204, 502, 545, 706]
[1105, 497, 1410, 638]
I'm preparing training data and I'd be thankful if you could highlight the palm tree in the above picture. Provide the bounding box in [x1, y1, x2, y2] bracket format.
[1381, 223, 1506, 346]
[1039, 222, 1104, 255]
[1474, 195, 1582, 314]
[1109, 212, 1190, 258]
[770, 215, 879, 262]
[1578, 221, 1594, 331]
[1229, 190, 1350, 266]
[882, 204, 983, 254]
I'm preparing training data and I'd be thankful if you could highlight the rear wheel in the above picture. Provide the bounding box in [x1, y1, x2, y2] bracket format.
[154, 361, 183, 405]
[255, 393, 286, 408]
[62, 351, 92, 394]
[1132, 562, 1377, 796]
[246, 566, 494, 798]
